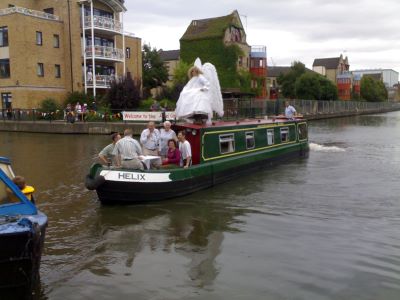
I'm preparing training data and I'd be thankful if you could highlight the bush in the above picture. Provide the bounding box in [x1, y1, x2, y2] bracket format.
[64, 92, 94, 108]
[105, 75, 141, 110]
[138, 98, 155, 110]
[156, 84, 184, 102]
[138, 98, 176, 111]
[39, 98, 62, 120]
[39, 98, 61, 112]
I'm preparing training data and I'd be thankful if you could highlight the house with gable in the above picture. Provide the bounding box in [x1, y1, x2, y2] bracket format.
[179, 10, 267, 98]
[313, 54, 351, 100]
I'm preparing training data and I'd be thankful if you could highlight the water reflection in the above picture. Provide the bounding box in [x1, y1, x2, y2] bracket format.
[86, 198, 247, 288]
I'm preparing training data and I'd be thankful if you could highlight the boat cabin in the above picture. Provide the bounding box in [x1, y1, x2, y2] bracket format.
[173, 118, 308, 165]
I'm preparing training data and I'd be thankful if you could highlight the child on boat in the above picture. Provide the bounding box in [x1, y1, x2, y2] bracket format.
[13, 176, 36, 204]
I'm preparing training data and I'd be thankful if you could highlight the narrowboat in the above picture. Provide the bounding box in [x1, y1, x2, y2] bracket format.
[86, 117, 309, 204]
[0, 157, 47, 293]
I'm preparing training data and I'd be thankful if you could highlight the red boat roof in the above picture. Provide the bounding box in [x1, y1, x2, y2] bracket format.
[174, 116, 304, 129]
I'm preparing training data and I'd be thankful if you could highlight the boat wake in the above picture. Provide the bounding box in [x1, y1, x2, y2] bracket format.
[309, 142, 346, 152]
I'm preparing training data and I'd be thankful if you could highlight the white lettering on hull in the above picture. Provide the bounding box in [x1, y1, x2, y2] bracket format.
[100, 170, 172, 183]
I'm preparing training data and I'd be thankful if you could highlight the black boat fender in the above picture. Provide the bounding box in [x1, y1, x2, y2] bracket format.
[85, 174, 105, 190]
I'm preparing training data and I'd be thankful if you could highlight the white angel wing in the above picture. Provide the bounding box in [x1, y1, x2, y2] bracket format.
[194, 57, 202, 69]
[201, 62, 224, 117]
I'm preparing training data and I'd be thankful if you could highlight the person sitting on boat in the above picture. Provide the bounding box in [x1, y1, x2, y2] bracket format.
[284, 101, 297, 119]
[162, 139, 181, 168]
[159, 121, 177, 158]
[175, 58, 224, 124]
[178, 131, 192, 169]
[112, 128, 144, 170]
[12, 176, 35, 204]
[98, 132, 121, 166]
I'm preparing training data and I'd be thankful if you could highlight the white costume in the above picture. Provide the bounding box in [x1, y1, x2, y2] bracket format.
[175, 58, 224, 124]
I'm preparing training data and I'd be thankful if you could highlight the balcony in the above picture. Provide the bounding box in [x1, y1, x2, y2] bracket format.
[84, 15, 122, 34]
[86, 74, 118, 88]
[250, 45, 267, 58]
[0, 6, 59, 21]
[85, 45, 124, 62]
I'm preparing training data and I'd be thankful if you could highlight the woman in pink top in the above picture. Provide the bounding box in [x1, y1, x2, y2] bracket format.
[162, 139, 181, 167]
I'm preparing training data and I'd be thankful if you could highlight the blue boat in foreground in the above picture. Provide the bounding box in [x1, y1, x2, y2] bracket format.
[0, 157, 47, 294]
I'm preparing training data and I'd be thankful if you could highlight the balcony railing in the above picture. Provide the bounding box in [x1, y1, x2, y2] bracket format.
[85, 45, 124, 61]
[0, 6, 59, 21]
[84, 15, 122, 33]
[85, 74, 118, 88]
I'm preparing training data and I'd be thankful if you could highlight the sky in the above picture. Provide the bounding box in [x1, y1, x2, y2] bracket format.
[124, 0, 400, 75]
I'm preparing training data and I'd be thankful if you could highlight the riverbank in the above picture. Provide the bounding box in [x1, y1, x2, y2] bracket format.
[0, 105, 399, 134]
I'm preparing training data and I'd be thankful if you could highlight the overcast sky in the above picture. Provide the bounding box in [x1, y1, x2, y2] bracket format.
[124, 0, 400, 75]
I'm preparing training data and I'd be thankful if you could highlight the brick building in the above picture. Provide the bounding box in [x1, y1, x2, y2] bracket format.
[0, 0, 142, 109]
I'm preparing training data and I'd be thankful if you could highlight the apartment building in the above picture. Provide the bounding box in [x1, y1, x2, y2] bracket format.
[0, 0, 142, 109]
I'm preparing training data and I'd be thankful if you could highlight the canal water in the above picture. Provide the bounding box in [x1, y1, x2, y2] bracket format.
[1, 112, 400, 300]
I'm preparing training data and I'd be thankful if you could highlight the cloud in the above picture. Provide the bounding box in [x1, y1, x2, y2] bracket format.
[123, 0, 400, 73]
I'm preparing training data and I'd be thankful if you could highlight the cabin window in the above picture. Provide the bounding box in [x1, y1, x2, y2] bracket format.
[267, 129, 274, 145]
[280, 127, 289, 142]
[298, 123, 308, 140]
[219, 134, 235, 154]
[245, 131, 255, 149]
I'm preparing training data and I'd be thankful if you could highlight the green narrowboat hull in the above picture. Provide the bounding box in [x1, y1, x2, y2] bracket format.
[86, 135, 309, 204]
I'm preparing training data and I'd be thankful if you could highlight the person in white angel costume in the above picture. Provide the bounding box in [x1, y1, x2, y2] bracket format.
[175, 58, 224, 124]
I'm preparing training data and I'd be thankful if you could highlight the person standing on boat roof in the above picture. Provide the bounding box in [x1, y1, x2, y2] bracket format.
[98, 132, 121, 166]
[284, 101, 297, 119]
[112, 128, 144, 170]
[140, 121, 161, 157]
[178, 131, 192, 169]
[159, 121, 177, 158]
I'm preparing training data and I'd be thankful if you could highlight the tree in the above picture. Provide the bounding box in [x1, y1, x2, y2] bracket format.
[277, 61, 306, 98]
[360, 76, 388, 102]
[295, 73, 321, 100]
[279, 61, 339, 100]
[172, 60, 191, 86]
[106, 74, 141, 110]
[318, 76, 338, 100]
[142, 44, 168, 91]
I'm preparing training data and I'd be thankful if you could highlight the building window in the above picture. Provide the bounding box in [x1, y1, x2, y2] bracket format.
[1, 93, 12, 110]
[126, 47, 131, 59]
[55, 64, 61, 78]
[36, 31, 42, 45]
[280, 127, 289, 143]
[245, 131, 255, 149]
[53, 34, 60, 48]
[0, 59, 10, 78]
[219, 134, 235, 154]
[8, 4, 15, 7]
[0, 27, 8, 47]
[43, 8, 54, 15]
[37, 63, 44, 76]
[238, 56, 243, 67]
[267, 129, 274, 145]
